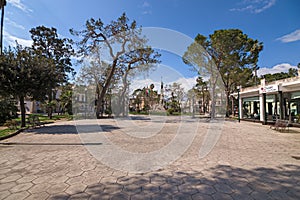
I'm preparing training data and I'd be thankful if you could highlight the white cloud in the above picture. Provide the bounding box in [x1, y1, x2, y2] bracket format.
[170, 77, 197, 92]
[5, 17, 25, 30]
[230, 5, 253, 12]
[4, 31, 32, 47]
[142, 10, 152, 15]
[254, 0, 276, 13]
[141, 1, 152, 15]
[276, 29, 300, 43]
[142, 1, 150, 8]
[257, 63, 298, 77]
[7, 0, 32, 13]
[230, 0, 276, 14]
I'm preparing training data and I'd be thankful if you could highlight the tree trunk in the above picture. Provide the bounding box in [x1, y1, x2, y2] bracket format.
[48, 106, 53, 119]
[226, 90, 230, 117]
[19, 95, 26, 127]
[210, 71, 220, 120]
[121, 68, 130, 117]
[96, 59, 118, 118]
[120, 87, 127, 117]
[202, 90, 205, 113]
[210, 85, 216, 120]
[47, 90, 53, 119]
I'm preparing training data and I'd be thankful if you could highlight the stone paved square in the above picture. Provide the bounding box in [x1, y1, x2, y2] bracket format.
[0, 117, 300, 200]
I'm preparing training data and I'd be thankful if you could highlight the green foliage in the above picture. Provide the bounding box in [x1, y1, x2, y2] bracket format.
[262, 68, 298, 83]
[183, 29, 263, 115]
[129, 110, 149, 115]
[0, 45, 49, 99]
[130, 85, 160, 113]
[30, 26, 74, 119]
[30, 26, 75, 85]
[167, 108, 181, 116]
[0, 45, 50, 126]
[0, 128, 16, 138]
[0, 25, 74, 126]
[104, 107, 112, 115]
[204, 29, 263, 91]
[164, 82, 184, 115]
[58, 84, 73, 115]
[194, 76, 210, 113]
[0, 98, 17, 125]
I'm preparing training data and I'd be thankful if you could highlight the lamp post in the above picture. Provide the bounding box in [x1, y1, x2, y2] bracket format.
[0, 0, 6, 55]
[237, 86, 240, 123]
[192, 91, 195, 118]
[84, 88, 87, 119]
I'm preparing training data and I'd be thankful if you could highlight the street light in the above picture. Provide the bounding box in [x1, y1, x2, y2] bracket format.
[0, 0, 6, 55]
[84, 88, 87, 119]
[192, 91, 195, 118]
[237, 86, 240, 123]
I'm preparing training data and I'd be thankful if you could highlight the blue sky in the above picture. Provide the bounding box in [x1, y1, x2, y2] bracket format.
[3, 0, 300, 88]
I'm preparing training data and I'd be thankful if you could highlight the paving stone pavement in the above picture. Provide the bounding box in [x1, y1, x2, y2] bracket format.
[0, 117, 300, 200]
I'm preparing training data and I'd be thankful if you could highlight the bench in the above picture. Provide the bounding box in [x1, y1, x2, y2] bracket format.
[27, 115, 45, 128]
[270, 119, 289, 132]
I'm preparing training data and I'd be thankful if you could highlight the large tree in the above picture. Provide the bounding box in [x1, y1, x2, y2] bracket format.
[183, 34, 224, 119]
[184, 29, 263, 116]
[30, 26, 74, 118]
[0, 45, 54, 127]
[71, 13, 160, 118]
[0, 25, 74, 126]
[117, 47, 160, 116]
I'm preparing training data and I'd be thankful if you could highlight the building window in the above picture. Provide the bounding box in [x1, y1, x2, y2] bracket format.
[290, 91, 300, 123]
[242, 96, 260, 119]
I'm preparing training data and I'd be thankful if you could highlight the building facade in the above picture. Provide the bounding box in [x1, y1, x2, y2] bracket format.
[235, 69, 300, 124]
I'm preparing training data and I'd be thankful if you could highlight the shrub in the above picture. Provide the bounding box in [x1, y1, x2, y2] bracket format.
[0, 99, 18, 125]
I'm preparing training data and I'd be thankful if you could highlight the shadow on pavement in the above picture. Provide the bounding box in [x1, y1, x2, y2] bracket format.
[48, 164, 300, 199]
[0, 142, 102, 146]
[116, 116, 151, 121]
[25, 124, 121, 134]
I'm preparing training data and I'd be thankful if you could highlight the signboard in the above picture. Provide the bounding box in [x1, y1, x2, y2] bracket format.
[260, 84, 278, 94]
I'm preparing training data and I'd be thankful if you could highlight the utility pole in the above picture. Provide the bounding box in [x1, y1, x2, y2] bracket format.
[0, 0, 6, 55]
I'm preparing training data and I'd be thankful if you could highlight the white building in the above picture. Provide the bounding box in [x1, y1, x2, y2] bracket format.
[233, 69, 300, 124]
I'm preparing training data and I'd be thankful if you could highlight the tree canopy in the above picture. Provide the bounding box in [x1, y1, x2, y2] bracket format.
[0, 25, 74, 126]
[71, 13, 160, 118]
[262, 67, 298, 83]
[183, 29, 263, 116]
[0, 45, 53, 126]
[30, 26, 75, 89]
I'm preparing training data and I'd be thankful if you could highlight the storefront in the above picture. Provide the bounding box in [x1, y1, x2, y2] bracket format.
[234, 71, 300, 124]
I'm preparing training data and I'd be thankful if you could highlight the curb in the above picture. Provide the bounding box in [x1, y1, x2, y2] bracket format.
[0, 128, 25, 141]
